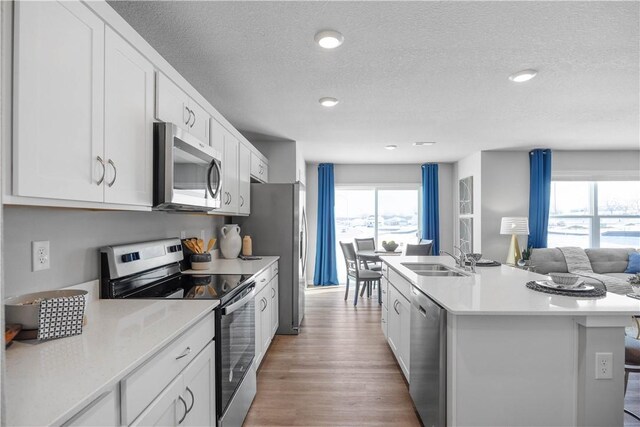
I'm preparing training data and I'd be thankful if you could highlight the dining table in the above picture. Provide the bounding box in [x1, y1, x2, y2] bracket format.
[356, 249, 402, 265]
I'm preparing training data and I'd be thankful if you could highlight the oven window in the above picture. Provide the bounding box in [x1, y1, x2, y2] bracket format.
[173, 145, 210, 198]
[220, 292, 255, 412]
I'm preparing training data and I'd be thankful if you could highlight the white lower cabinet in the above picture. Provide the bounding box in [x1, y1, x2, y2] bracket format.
[254, 263, 279, 369]
[387, 283, 411, 381]
[130, 373, 185, 427]
[63, 387, 119, 427]
[271, 274, 279, 335]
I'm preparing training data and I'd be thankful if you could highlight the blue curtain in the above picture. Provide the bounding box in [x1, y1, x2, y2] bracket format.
[528, 149, 552, 248]
[313, 163, 339, 286]
[421, 164, 440, 255]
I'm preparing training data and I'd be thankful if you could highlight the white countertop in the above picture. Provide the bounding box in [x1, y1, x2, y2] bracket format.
[183, 255, 279, 276]
[5, 299, 219, 426]
[382, 256, 640, 316]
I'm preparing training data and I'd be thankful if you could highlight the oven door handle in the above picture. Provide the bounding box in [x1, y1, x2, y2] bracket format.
[222, 285, 256, 315]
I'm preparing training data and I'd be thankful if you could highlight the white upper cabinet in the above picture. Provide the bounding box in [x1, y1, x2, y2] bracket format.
[13, 0, 105, 202]
[238, 143, 251, 215]
[156, 73, 210, 144]
[187, 101, 210, 144]
[250, 153, 269, 183]
[221, 133, 239, 213]
[209, 118, 225, 153]
[104, 28, 154, 206]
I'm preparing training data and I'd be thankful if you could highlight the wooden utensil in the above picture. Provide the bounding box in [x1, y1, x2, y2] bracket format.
[5, 324, 22, 348]
[197, 239, 204, 253]
[207, 239, 216, 252]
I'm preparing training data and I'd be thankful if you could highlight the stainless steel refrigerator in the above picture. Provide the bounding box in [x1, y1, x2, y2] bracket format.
[236, 183, 307, 335]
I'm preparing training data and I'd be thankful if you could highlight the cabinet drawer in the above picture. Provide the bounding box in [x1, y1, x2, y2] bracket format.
[121, 311, 215, 425]
[270, 262, 279, 279]
[255, 269, 271, 292]
[388, 268, 411, 300]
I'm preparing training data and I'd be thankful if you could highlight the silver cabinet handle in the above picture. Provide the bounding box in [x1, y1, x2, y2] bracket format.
[190, 110, 196, 128]
[96, 156, 106, 185]
[228, 193, 232, 204]
[184, 106, 191, 125]
[271, 287, 276, 298]
[393, 300, 400, 315]
[107, 159, 117, 187]
[261, 297, 268, 312]
[240, 195, 244, 207]
[175, 346, 191, 360]
[185, 387, 195, 414]
[178, 395, 188, 424]
[260, 278, 266, 283]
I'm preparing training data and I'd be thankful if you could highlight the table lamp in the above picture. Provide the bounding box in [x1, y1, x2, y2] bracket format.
[500, 217, 529, 265]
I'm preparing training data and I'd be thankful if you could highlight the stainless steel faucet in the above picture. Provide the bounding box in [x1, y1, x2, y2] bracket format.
[440, 247, 466, 268]
[440, 246, 477, 272]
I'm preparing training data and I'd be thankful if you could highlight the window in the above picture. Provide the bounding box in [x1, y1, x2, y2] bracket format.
[548, 181, 640, 248]
[335, 186, 420, 282]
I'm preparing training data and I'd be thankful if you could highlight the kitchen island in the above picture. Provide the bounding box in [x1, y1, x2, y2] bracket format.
[380, 256, 640, 427]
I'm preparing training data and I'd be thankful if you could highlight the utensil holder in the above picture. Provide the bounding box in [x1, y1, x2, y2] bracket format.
[190, 253, 212, 270]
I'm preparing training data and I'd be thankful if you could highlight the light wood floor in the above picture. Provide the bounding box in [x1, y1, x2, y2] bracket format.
[244, 286, 640, 426]
[244, 286, 421, 426]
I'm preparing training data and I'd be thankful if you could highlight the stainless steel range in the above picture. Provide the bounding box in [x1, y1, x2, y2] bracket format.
[100, 238, 256, 426]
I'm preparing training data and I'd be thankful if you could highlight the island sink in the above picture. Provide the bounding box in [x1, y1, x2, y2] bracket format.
[400, 262, 468, 277]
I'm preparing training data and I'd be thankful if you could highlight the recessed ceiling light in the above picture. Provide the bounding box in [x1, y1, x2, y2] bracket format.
[509, 69, 538, 83]
[413, 142, 436, 146]
[314, 30, 344, 49]
[385, 145, 398, 150]
[319, 97, 339, 107]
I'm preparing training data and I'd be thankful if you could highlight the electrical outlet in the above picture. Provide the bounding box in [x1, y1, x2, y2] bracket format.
[32, 241, 50, 272]
[595, 352, 613, 379]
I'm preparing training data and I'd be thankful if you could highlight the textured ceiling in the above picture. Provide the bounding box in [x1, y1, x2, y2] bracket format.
[109, 1, 640, 163]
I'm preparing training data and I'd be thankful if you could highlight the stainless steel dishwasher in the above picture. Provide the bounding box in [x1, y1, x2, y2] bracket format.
[410, 285, 447, 427]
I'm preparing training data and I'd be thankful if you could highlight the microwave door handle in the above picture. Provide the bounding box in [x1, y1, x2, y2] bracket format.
[207, 160, 221, 199]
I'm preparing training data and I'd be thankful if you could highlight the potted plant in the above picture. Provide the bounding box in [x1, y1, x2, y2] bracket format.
[518, 246, 533, 267]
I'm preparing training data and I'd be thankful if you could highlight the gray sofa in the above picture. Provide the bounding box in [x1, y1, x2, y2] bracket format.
[530, 247, 638, 290]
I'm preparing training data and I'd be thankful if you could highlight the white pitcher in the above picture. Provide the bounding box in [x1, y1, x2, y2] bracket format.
[220, 224, 242, 259]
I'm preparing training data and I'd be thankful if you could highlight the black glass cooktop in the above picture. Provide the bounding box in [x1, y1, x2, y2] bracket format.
[114, 268, 252, 304]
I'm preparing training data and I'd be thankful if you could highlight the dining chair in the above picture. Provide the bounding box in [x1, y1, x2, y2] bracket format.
[354, 237, 382, 271]
[340, 241, 382, 306]
[405, 242, 433, 256]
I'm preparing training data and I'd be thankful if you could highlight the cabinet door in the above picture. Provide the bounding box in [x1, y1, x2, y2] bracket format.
[187, 101, 210, 144]
[182, 343, 215, 427]
[131, 374, 184, 427]
[64, 387, 119, 427]
[261, 286, 272, 352]
[254, 290, 263, 367]
[156, 73, 191, 130]
[271, 274, 279, 336]
[261, 160, 269, 183]
[238, 143, 251, 215]
[13, 0, 105, 202]
[222, 133, 239, 213]
[104, 27, 154, 206]
[381, 307, 388, 339]
[387, 286, 400, 355]
[250, 152, 263, 183]
[209, 119, 225, 154]
[398, 294, 411, 380]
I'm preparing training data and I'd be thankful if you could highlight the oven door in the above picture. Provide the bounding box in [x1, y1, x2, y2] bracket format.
[219, 283, 255, 414]
[154, 123, 222, 211]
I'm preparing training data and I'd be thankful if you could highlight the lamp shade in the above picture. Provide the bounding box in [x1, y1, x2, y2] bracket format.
[500, 217, 529, 235]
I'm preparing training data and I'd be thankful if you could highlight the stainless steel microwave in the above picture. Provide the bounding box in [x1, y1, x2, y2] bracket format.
[153, 122, 222, 211]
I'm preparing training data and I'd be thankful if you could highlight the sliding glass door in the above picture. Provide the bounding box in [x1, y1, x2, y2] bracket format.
[335, 185, 420, 283]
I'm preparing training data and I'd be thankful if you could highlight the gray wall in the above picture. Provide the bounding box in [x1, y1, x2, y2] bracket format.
[453, 149, 640, 262]
[3, 206, 226, 297]
[250, 139, 297, 183]
[305, 162, 454, 284]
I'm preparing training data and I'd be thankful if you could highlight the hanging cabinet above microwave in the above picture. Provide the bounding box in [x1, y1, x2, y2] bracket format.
[156, 73, 211, 144]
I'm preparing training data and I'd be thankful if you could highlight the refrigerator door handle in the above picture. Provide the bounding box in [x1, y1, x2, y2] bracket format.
[302, 207, 309, 275]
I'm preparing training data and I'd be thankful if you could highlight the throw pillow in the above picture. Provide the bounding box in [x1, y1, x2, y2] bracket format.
[625, 252, 640, 274]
